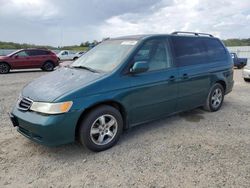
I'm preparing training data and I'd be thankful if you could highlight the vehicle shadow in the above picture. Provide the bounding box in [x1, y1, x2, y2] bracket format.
[120, 108, 205, 143]
[37, 108, 205, 154]
[25, 113, 184, 158]
[28, 103, 232, 158]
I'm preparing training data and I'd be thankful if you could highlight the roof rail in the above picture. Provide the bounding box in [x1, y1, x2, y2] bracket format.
[171, 31, 213, 37]
[24, 47, 49, 50]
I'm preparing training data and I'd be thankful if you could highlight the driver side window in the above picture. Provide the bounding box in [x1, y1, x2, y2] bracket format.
[62, 51, 68, 55]
[16, 51, 29, 57]
[133, 39, 171, 72]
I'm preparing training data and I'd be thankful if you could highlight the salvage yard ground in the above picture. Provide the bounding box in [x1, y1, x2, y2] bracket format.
[0, 69, 249, 187]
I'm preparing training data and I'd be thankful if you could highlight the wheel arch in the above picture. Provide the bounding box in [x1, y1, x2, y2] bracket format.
[75, 100, 128, 141]
[0, 61, 11, 69]
[215, 80, 226, 92]
[42, 60, 55, 68]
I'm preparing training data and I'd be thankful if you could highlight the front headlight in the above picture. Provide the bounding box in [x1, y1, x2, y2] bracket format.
[30, 101, 73, 114]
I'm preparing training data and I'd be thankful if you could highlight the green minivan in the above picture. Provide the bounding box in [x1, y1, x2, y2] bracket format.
[10, 32, 234, 151]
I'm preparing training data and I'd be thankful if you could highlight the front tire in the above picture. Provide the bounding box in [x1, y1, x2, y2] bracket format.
[0, 63, 10, 74]
[79, 105, 123, 152]
[203, 83, 225, 112]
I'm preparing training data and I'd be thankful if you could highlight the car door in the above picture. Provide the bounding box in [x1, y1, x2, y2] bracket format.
[171, 36, 210, 111]
[126, 38, 179, 125]
[68, 51, 75, 60]
[26, 50, 44, 68]
[60, 51, 69, 60]
[11, 50, 34, 69]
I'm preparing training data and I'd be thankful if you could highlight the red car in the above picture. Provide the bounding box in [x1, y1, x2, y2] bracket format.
[0, 49, 59, 74]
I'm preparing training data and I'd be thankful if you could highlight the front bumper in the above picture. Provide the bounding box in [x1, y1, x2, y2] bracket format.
[243, 68, 250, 79]
[10, 107, 81, 146]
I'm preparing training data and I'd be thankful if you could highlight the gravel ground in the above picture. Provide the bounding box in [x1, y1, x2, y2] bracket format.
[0, 69, 249, 188]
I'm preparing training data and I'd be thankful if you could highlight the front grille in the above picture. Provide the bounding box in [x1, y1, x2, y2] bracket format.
[18, 97, 33, 111]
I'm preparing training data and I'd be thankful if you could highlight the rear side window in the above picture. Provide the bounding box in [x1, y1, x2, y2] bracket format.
[203, 38, 227, 61]
[27, 50, 50, 56]
[171, 37, 207, 66]
[38, 50, 50, 55]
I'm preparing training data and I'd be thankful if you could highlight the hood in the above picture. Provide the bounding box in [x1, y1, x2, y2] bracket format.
[0, 56, 7, 59]
[22, 67, 105, 102]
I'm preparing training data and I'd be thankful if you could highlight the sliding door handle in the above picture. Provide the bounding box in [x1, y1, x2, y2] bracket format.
[182, 73, 189, 79]
[169, 75, 175, 81]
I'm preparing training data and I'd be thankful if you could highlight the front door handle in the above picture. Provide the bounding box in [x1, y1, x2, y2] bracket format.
[169, 75, 175, 81]
[182, 73, 189, 79]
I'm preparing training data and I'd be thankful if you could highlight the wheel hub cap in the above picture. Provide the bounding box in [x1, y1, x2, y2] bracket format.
[211, 88, 222, 108]
[90, 114, 118, 145]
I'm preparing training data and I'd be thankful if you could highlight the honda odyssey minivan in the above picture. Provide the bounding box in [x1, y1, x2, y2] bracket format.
[10, 32, 234, 151]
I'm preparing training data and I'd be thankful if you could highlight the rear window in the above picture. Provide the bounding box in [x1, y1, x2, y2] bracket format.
[203, 38, 227, 61]
[171, 36, 207, 66]
[171, 37, 227, 66]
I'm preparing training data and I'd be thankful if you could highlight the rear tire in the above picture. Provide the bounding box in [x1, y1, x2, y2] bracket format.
[78, 105, 123, 152]
[0, 62, 10, 74]
[42, 61, 54, 71]
[203, 83, 225, 112]
[237, 65, 243, 69]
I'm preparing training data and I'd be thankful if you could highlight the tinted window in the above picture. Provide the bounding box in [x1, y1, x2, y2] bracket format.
[133, 39, 171, 71]
[26, 50, 38, 56]
[203, 38, 227, 61]
[38, 50, 50, 55]
[171, 36, 207, 66]
[27, 50, 50, 56]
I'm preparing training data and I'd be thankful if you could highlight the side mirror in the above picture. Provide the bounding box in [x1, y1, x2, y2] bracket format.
[130, 61, 149, 74]
[13, 55, 19, 59]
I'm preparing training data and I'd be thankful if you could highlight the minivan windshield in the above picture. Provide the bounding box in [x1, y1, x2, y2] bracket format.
[71, 40, 137, 72]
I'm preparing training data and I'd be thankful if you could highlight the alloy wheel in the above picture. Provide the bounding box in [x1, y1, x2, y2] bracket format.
[90, 114, 118, 146]
[0, 63, 9, 73]
[211, 88, 222, 108]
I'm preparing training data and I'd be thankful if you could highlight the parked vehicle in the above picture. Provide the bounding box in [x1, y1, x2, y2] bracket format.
[243, 61, 250, 82]
[57, 50, 83, 61]
[76, 51, 86, 56]
[230, 52, 247, 69]
[10, 32, 234, 151]
[0, 49, 58, 74]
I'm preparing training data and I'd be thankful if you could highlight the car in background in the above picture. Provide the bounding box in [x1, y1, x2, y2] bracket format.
[243, 61, 250, 82]
[74, 51, 86, 58]
[230, 53, 247, 69]
[59, 51, 87, 67]
[0, 49, 59, 74]
[57, 50, 85, 61]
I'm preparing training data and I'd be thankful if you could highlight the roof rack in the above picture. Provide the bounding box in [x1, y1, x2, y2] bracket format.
[24, 47, 49, 50]
[171, 31, 213, 37]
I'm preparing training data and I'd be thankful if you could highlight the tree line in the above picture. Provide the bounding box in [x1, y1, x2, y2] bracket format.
[0, 38, 250, 50]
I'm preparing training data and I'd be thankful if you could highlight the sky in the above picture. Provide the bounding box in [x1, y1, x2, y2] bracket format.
[0, 0, 250, 46]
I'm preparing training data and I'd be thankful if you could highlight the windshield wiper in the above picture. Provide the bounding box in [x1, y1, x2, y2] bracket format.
[71, 66, 99, 73]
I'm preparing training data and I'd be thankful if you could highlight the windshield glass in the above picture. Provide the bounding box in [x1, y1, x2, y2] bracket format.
[71, 40, 137, 72]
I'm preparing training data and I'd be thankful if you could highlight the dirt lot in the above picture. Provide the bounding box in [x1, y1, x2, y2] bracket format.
[0, 69, 249, 188]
